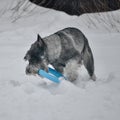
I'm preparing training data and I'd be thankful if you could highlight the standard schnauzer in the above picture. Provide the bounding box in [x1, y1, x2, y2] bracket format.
[24, 27, 96, 81]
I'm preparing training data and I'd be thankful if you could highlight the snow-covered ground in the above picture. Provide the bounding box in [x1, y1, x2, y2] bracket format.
[0, 0, 120, 120]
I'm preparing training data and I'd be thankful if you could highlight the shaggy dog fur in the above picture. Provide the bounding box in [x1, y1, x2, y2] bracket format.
[24, 27, 96, 81]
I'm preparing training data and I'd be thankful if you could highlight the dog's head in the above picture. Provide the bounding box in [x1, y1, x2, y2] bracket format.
[24, 34, 48, 75]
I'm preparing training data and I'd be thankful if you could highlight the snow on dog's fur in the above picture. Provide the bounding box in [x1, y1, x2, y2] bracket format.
[24, 27, 96, 81]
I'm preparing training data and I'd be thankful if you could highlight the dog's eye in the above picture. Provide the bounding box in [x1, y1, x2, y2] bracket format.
[41, 55, 44, 59]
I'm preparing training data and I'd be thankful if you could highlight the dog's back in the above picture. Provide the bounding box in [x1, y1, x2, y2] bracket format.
[44, 28, 86, 61]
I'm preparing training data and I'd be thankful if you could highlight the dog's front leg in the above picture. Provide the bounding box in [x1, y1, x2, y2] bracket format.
[63, 59, 80, 82]
[52, 62, 65, 74]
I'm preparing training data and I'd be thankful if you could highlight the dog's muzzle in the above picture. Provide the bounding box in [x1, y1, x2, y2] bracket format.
[25, 60, 49, 75]
[25, 65, 39, 75]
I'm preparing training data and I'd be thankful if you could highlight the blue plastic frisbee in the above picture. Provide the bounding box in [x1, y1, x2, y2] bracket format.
[38, 67, 65, 83]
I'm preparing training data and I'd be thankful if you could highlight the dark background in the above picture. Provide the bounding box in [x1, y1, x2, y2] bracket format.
[29, 0, 120, 15]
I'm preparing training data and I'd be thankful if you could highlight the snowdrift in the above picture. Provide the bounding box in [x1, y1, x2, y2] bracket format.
[0, 0, 120, 120]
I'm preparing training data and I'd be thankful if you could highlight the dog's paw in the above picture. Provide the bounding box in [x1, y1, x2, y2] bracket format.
[90, 74, 97, 81]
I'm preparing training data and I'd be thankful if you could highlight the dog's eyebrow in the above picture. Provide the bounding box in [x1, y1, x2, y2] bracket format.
[24, 54, 30, 61]
[24, 56, 27, 60]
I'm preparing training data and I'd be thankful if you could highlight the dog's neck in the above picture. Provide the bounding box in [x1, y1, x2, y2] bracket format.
[43, 35, 62, 62]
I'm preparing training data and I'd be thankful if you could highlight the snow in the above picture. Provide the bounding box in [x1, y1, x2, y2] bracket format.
[0, 0, 120, 120]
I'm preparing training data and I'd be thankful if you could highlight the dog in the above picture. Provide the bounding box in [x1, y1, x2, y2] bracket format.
[24, 27, 96, 81]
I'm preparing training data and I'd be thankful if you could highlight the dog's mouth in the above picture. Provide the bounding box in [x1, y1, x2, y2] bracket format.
[25, 63, 48, 76]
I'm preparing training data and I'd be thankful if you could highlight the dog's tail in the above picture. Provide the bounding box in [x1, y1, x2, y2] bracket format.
[82, 39, 96, 81]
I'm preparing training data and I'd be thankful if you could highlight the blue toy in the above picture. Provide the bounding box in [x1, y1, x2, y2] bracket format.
[38, 67, 66, 83]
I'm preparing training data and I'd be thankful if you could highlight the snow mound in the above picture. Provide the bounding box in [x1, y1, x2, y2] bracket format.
[0, 0, 120, 120]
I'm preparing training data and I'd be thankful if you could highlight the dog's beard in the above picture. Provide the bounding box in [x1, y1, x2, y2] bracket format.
[25, 60, 48, 76]
[25, 64, 39, 75]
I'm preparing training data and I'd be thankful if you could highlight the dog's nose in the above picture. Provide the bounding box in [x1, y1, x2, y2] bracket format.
[26, 68, 31, 74]
[26, 65, 33, 74]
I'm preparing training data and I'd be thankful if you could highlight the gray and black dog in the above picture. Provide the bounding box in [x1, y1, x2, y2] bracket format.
[24, 27, 96, 81]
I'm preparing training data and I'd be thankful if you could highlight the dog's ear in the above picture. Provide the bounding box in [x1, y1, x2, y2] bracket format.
[37, 34, 45, 46]
[37, 34, 42, 42]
